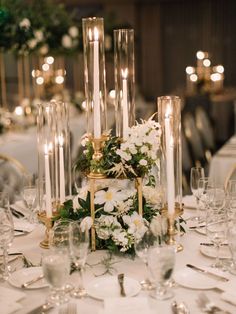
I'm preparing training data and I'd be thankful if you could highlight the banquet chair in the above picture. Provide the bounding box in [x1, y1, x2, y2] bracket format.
[182, 112, 207, 170]
[195, 106, 215, 162]
[224, 163, 236, 190]
[0, 154, 29, 202]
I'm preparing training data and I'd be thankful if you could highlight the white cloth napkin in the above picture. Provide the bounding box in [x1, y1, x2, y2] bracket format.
[99, 297, 154, 314]
[13, 218, 35, 233]
[0, 287, 25, 314]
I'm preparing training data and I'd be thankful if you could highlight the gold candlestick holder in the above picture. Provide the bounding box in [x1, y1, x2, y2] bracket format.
[162, 204, 184, 252]
[87, 134, 108, 179]
[38, 211, 54, 249]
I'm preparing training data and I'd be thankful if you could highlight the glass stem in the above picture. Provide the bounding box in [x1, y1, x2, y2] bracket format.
[77, 267, 84, 291]
[196, 197, 200, 219]
[2, 246, 9, 280]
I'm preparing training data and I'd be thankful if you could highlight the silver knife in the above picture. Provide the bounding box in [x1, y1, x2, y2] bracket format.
[186, 264, 229, 282]
[21, 274, 44, 288]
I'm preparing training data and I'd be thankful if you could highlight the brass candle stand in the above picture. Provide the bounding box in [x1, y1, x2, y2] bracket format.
[38, 211, 55, 249]
[162, 204, 184, 252]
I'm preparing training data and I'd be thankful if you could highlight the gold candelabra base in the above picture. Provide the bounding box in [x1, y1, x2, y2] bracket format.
[162, 205, 184, 252]
[37, 211, 54, 249]
[88, 135, 108, 179]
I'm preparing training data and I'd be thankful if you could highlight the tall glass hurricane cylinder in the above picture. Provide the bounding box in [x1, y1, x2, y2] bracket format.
[157, 96, 182, 216]
[37, 101, 71, 217]
[114, 29, 135, 140]
[82, 17, 107, 139]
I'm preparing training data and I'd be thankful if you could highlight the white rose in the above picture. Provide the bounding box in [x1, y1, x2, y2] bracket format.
[34, 30, 44, 41]
[80, 217, 93, 232]
[141, 145, 149, 153]
[62, 34, 72, 48]
[19, 18, 31, 29]
[68, 26, 79, 38]
[139, 159, 147, 166]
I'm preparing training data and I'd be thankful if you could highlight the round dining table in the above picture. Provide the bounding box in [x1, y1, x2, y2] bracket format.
[2, 199, 236, 314]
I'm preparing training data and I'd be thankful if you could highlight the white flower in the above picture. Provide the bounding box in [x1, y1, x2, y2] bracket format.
[80, 217, 93, 232]
[94, 188, 127, 212]
[143, 186, 162, 205]
[19, 18, 31, 29]
[34, 30, 44, 42]
[68, 26, 79, 38]
[62, 34, 72, 48]
[73, 195, 80, 209]
[116, 149, 131, 161]
[112, 229, 128, 247]
[129, 144, 137, 155]
[123, 212, 148, 240]
[95, 215, 120, 240]
[78, 185, 88, 201]
[81, 133, 89, 147]
[140, 145, 149, 154]
[39, 44, 49, 55]
[28, 39, 37, 49]
[139, 159, 147, 166]
[150, 215, 168, 237]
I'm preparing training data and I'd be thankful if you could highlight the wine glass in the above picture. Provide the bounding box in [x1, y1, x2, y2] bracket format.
[42, 248, 70, 306]
[134, 228, 158, 290]
[148, 245, 175, 300]
[227, 220, 236, 275]
[198, 177, 215, 219]
[206, 210, 227, 269]
[22, 185, 37, 223]
[190, 167, 205, 222]
[0, 193, 14, 280]
[69, 221, 89, 298]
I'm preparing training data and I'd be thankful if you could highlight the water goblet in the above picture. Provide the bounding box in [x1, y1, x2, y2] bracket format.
[69, 221, 89, 298]
[42, 248, 70, 306]
[0, 193, 14, 281]
[206, 210, 227, 269]
[227, 220, 236, 275]
[134, 229, 158, 290]
[190, 167, 205, 222]
[22, 186, 37, 223]
[148, 245, 175, 300]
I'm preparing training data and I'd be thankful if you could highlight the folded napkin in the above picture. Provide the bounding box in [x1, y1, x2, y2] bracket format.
[182, 195, 197, 209]
[0, 287, 25, 314]
[13, 219, 35, 233]
[99, 297, 154, 314]
[11, 200, 29, 216]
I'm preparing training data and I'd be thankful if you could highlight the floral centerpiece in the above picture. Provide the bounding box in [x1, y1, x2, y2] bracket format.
[57, 116, 185, 255]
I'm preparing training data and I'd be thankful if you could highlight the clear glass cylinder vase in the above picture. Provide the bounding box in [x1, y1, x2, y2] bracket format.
[157, 96, 182, 215]
[82, 17, 107, 139]
[37, 101, 71, 217]
[114, 29, 135, 140]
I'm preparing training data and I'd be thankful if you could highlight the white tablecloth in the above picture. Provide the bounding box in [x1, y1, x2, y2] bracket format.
[209, 135, 236, 186]
[2, 201, 236, 314]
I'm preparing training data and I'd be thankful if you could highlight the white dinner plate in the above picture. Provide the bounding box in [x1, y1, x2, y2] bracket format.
[8, 267, 48, 289]
[174, 267, 218, 290]
[86, 276, 141, 300]
[195, 227, 206, 235]
[200, 245, 231, 259]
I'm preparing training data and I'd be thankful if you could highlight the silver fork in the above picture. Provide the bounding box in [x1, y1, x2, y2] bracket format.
[196, 293, 231, 314]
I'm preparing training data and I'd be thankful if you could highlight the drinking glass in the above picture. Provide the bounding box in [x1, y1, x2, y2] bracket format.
[42, 248, 70, 306]
[69, 221, 89, 298]
[198, 178, 215, 218]
[190, 167, 205, 222]
[134, 228, 158, 290]
[227, 220, 236, 275]
[22, 186, 37, 223]
[0, 193, 14, 280]
[206, 210, 227, 269]
[148, 245, 175, 300]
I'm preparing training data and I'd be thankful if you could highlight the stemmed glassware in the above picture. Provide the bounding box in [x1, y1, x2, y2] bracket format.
[148, 245, 175, 300]
[190, 167, 205, 222]
[0, 193, 14, 281]
[134, 228, 158, 290]
[42, 248, 71, 306]
[69, 221, 89, 298]
[22, 185, 37, 223]
[198, 177, 215, 219]
[227, 219, 236, 275]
